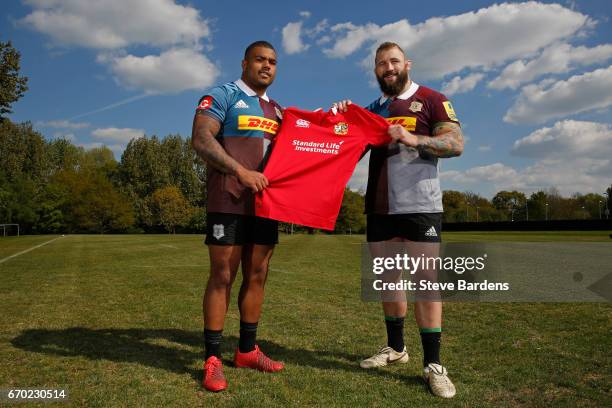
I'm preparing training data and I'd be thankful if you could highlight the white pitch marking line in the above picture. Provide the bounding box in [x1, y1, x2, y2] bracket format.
[0, 236, 65, 265]
[159, 244, 178, 249]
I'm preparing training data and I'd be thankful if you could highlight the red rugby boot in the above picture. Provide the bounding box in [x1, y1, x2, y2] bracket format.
[234, 345, 284, 372]
[202, 356, 227, 392]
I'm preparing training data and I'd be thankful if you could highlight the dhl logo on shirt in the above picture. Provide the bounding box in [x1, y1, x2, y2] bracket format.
[386, 116, 416, 131]
[238, 115, 279, 135]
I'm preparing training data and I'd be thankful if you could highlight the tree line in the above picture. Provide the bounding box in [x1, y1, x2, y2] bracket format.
[0, 120, 205, 234]
[442, 188, 611, 223]
[1, 119, 609, 235]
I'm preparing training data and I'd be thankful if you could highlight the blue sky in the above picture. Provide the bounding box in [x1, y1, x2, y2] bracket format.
[2, 0, 611, 198]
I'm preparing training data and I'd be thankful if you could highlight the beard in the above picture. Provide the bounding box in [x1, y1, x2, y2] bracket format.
[376, 68, 409, 96]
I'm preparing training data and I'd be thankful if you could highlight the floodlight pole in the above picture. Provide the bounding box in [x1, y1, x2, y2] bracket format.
[599, 201, 603, 219]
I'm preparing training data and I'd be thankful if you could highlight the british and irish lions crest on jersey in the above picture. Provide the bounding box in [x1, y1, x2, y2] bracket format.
[334, 122, 348, 135]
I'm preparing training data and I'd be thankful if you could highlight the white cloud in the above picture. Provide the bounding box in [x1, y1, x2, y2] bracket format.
[299, 11, 311, 19]
[105, 47, 219, 94]
[518, 158, 611, 194]
[442, 163, 518, 184]
[504, 65, 612, 124]
[441, 73, 484, 96]
[443, 120, 612, 195]
[22, 0, 208, 49]
[317, 35, 332, 45]
[306, 19, 329, 37]
[442, 159, 610, 195]
[322, 2, 589, 80]
[282, 21, 310, 54]
[92, 127, 145, 143]
[324, 22, 381, 58]
[280, 18, 330, 55]
[37, 120, 89, 129]
[21, 0, 218, 97]
[512, 120, 612, 158]
[489, 42, 612, 90]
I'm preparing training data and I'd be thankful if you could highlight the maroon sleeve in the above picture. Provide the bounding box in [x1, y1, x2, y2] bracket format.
[429, 91, 460, 126]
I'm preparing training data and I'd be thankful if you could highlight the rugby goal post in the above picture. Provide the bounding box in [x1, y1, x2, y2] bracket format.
[0, 224, 19, 237]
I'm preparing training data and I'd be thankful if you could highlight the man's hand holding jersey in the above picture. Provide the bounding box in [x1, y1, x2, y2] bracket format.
[387, 124, 420, 148]
[332, 100, 352, 113]
[236, 166, 269, 193]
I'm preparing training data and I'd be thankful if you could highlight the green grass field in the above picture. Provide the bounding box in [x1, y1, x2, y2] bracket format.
[1, 232, 611, 407]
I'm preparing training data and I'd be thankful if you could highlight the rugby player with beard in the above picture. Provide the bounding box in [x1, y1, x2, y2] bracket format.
[335, 42, 464, 398]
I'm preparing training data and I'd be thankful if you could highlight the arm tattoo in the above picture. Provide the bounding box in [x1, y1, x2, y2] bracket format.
[191, 112, 241, 174]
[415, 122, 464, 158]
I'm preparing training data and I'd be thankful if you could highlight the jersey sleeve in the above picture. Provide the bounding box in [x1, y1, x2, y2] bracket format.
[429, 92, 460, 126]
[348, 104, 391, 146]
[195, 86, 231, 123]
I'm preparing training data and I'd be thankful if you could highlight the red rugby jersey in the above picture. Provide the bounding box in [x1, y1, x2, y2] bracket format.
[255, 104, 390, 230]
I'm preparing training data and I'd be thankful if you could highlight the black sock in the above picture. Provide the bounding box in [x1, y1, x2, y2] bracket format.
[385, 316, 405, 352]
[204, 328, 223, 359]
[420, 329, 441, 366]
[239, 321, 258, 353]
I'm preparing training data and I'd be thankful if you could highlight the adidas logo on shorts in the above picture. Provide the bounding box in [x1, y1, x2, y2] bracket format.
[234, 99, 249, 109]
[424, 226, 438, 237]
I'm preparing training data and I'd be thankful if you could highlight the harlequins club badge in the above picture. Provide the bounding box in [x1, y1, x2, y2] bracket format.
[212, 224, 225, 240]
[334, 122, 348, 135]
[409, 101, 423, 113]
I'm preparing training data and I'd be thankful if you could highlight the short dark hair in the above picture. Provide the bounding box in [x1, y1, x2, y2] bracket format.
[244, 41, 276, 59]
[375, 42, 405, 60]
